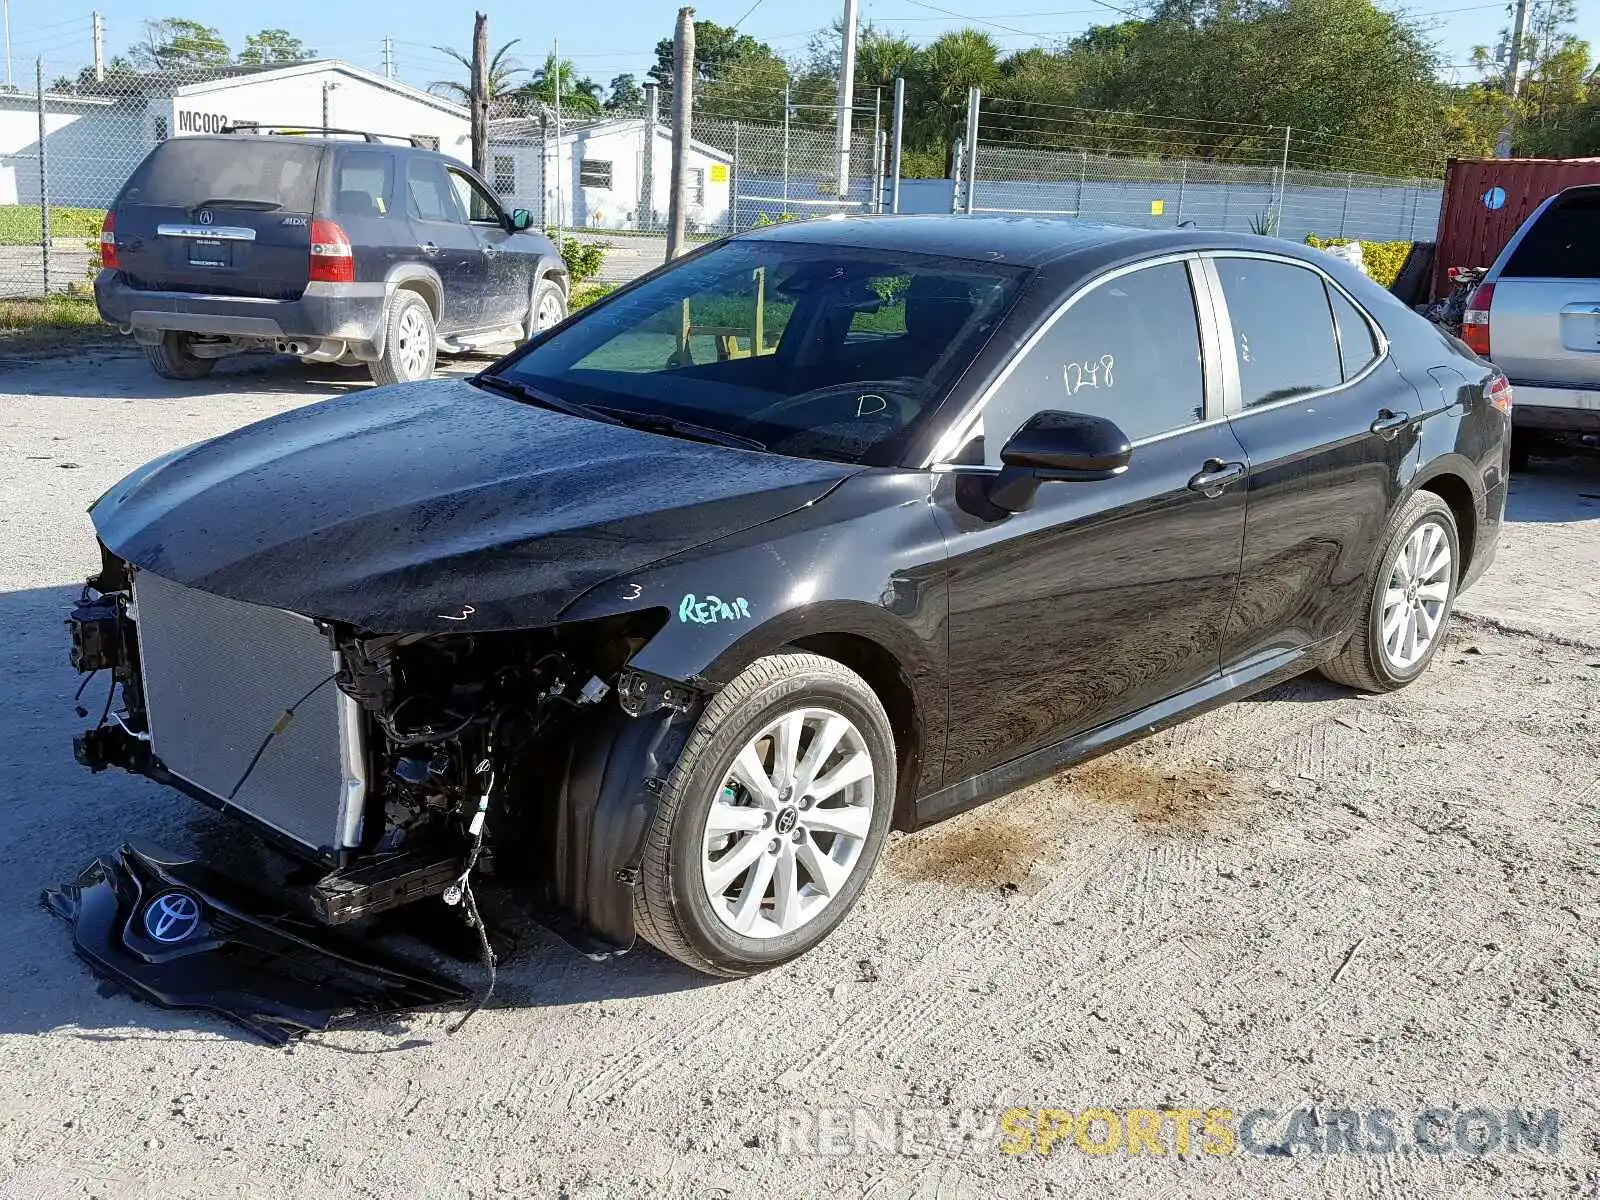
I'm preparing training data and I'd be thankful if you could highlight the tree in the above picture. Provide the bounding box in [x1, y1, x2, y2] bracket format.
[906, 29, 1001, 166]
[430, 39, 528, 109]
[606, 73, 643, 112]
[238, 29, 315, 66]
[522, 53, 603, 116]
[130, 18, 229, 72]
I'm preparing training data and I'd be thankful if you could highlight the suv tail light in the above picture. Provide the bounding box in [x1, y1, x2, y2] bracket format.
[1486, 372, 1513, 413]
[308, 218, 353, 283]
[1461, 282, 1494, 357]
[99, 210, 118, 271]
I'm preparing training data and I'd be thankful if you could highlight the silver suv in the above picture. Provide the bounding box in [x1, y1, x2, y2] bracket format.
[1462, 184, 1599, 468]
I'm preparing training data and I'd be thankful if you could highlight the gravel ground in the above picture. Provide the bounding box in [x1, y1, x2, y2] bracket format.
[0, 348, 1597, 1199]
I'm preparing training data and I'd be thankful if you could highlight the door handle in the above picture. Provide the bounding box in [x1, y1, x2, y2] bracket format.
[483, 242, 498, 256]
[1187, 458, 1246, 496]
[419, 241, 440, 256]
[1369, 409, 1410, 438]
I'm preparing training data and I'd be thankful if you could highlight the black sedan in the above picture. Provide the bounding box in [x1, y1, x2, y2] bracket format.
[71, 216, 1510, 980]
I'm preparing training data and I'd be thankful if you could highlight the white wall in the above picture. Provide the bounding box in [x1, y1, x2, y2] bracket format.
[0, 98, 143, 207]
[170, 67, 470, 163]
[500, 121, 732, 232]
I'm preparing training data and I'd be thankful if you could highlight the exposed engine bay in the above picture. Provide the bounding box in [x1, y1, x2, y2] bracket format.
[61, 545, 709, 1033]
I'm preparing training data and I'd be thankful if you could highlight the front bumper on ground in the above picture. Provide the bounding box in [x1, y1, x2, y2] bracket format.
[42, 842, 469, 1044]
[93, 272, 386, 356]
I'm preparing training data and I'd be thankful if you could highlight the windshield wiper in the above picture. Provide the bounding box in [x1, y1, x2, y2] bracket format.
[593, 409, 767, 453]
[475, 376, 765, 451]
[473, 375, 624, 426]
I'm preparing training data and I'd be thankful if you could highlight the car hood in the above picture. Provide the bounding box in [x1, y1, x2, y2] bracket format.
[91, 378, 857, 632]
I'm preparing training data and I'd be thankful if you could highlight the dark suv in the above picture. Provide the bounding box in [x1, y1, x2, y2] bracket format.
[95, 128, 569, 385]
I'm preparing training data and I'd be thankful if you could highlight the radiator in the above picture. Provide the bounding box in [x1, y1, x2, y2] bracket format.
[131, 570, 367, 852]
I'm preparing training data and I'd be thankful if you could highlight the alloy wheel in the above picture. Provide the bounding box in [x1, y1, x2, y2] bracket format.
[536, 292, 565, 330]
[395, 305, 432, 380]
[700, 707, 875, 940]
[1379, 519, 1452, 671]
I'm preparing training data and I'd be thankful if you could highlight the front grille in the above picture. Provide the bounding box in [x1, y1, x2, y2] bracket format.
[131, 570, 365, 851]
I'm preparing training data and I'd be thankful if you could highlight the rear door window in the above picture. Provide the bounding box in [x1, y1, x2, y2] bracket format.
[335, 150, 394, 219]
[1214, 257, 1343, 407]
[119, 139, 321, 211]
[406, 158, 464, 223]
[1504, 190, 1600, 278]
[1328, 286, 1380, 380]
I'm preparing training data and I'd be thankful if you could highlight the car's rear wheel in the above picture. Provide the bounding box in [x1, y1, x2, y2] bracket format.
[527, 277, 567, 338]
[1320, 491, 1460, 692]
[634, 653, 896, 977]
[143, 332, 216, 381]
[370, 292, 436, 386]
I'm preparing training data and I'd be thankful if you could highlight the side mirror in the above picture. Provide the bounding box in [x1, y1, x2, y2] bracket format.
[509, 208, 534, 231]
[989, 410, 1132, 512]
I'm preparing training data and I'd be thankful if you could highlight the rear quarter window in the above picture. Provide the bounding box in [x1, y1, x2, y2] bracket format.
[335, 150, 395, 218]
[119, 139, 322, 211]
[1504, 190, 1600, 279]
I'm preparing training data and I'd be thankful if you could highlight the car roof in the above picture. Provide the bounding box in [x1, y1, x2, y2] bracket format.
[734, 212, 1329, 273]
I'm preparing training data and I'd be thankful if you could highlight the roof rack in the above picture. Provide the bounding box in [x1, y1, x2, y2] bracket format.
[222, 123, 432, 148]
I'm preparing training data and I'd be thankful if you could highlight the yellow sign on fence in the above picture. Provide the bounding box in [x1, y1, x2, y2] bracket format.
[710, 164, 729, 183]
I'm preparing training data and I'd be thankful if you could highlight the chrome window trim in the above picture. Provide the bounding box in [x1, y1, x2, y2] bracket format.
[923, 251, 1217, 468]
[1199, 249, 1391, 421]
[156, 223, 258, 241]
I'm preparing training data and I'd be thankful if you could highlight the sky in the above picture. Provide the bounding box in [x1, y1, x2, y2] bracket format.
[7, 0, 1598, 96]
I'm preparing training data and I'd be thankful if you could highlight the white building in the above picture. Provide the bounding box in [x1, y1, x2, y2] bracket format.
[491, 116, 734, 233]
[0, 60, 469, 208]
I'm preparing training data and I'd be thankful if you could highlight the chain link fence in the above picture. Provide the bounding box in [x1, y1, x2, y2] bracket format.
[958, 94, 1444, 245]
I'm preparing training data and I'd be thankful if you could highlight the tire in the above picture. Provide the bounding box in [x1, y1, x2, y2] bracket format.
[1320, 491, 1460, 693]
[369, 291, 436, 386]
[634, 653, 896, 977]
[526, 276, 567, 339]
[143, 332, 215, 381]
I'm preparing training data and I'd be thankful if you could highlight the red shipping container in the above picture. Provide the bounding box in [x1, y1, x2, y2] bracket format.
[1432, 157, 1600, 300]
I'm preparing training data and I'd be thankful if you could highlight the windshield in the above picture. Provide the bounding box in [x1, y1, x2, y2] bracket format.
[492, 239, 1027, 465]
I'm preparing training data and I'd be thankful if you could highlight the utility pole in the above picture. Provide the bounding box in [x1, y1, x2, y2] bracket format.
[665, 7, 695, 259]
[92, 11, 104, 82]
[322, 80, 339, 128]
[4, 0, 12, 91]
[382, 35, 394, 80]
[888, 76, 904, 214]
[553, 37, 562, 228]
[469, 12, 489, 174]
[834, 0, 859, 197]
[639, 82, 658, 229]
[1496, 0, 1532, 158]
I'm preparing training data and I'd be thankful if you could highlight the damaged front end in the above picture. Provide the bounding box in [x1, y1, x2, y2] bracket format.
[65, 549, 707, 967]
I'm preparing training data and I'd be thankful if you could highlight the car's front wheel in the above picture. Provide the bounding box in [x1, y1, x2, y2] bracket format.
[144, 331, 216, 381]
[1320, 491, 1460, 692]
[370, 292, 436, 386]
[635, 653, 896, 977]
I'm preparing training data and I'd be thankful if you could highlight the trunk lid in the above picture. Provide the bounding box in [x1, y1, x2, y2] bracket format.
[113, 137, 324, 300]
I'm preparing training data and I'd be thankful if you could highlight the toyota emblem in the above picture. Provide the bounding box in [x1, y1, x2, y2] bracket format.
[142, 890, 203, 944]
[197, 209, 214, 225]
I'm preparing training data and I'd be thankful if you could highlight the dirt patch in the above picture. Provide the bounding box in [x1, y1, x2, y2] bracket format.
[1066, 754, 1245, 831]
[892, 805, 1050, 889]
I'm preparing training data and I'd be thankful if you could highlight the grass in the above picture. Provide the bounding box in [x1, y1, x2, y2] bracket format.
[0, 205, 106, 246]
[0, 294, 102, 329]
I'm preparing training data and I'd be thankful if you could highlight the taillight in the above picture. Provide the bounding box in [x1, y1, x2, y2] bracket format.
[308, 218, 353, 283]
[1486, 372, 1513, 413]
[99, 210, 118, 270]
[1461, 282, 1493, 358]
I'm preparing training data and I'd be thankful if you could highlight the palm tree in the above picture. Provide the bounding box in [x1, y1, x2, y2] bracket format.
[429, 39, 529, 107]
[520, 52, 604, 117]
